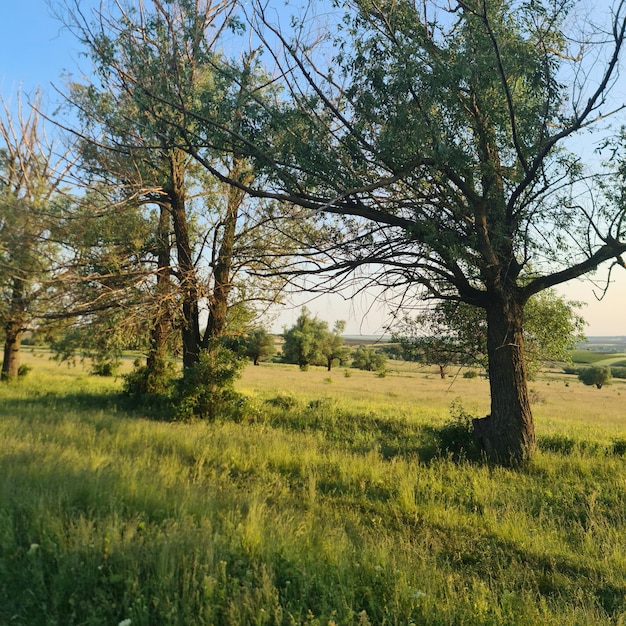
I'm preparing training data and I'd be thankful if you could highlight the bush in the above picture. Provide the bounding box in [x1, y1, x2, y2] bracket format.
[90, 359, 119, 377]
[265, 393, 299, 410]
[610, 367, 626, 380]
[578, 366, 611, 389]
[173, 345, 246, 421]
[123, 358, 177, 396]
[432, 400, 481, 461]
[351, 345, 387, 372]
[462, 369, 478, 379]
[17, 364, 32, 378]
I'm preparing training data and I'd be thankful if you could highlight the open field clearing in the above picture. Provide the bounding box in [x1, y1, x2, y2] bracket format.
[1, 353, 626, 625]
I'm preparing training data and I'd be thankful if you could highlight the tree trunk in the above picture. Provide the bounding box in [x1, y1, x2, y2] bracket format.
[205, 158, 247, 345]
[147, 204, 172, 371]
[473, 292, 535, 465]
[167, 150, 201, 369]
[2, 321, 23, 381]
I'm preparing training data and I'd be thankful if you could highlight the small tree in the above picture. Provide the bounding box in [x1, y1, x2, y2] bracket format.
[245, 328, 276, 365]
[281, 308, 328, 369]
[319, 320, 350, 371]
[578, 367, 611, 389]
[351, 345, 387, 373]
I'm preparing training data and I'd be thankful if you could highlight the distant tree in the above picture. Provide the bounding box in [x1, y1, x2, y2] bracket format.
[319, 320, 350, 371]
[351, 345, 387, 373]
[245, 328, 276, 365]
[282, 308, 329, 370]
[578, 367, 611, 389]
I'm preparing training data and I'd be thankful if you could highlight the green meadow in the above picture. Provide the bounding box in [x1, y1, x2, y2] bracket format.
[2, 351, 626, 625]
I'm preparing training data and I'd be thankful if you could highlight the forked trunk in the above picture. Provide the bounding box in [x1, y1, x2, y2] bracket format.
[473, 293, 535, 465]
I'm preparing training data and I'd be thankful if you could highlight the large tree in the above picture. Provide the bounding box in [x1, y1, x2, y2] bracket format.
[0, 92, 75, 379]
[59, 0, 290, 371]
[392, 290, 586, 378]
[217, 0, 626, 464]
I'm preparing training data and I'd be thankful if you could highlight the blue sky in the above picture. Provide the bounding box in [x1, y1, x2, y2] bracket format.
[1, 1, 625, 336]
[0, 2, 88, 97]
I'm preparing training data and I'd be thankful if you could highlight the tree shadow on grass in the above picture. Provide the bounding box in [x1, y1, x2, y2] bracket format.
[0, 388, 173, 422]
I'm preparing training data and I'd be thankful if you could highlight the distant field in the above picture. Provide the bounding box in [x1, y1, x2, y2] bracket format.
[2, 351, 626, 624]
[569, 349, 626, 366]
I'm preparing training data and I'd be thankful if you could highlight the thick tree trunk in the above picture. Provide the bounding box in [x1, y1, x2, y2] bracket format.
[2, 321, 23, 381]
[473, 292, 535, 465]
[167, 150, 201, 369]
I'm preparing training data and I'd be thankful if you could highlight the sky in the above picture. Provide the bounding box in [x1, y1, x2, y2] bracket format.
[1, 0, 625, 337]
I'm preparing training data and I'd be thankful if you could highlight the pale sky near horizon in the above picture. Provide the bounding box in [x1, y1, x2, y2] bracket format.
[1, 0, 625, 336]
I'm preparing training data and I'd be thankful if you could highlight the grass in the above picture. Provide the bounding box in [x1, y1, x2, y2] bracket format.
[569, 350, 626, 367]
[2, 353, 626, 624]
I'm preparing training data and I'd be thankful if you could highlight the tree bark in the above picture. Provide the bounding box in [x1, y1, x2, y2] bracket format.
[473, 291, 535, 465]
[167, 150, 201, 369]
[205, 158, 248, 345]
[2, 321, 23, 381]
[2, 279, 27, 381]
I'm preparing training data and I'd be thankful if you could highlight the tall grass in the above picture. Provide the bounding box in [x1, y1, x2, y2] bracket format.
[1, 356, 626, 624]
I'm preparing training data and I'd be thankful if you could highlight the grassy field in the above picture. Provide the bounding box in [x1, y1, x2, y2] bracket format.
[2, 351, 626, 625]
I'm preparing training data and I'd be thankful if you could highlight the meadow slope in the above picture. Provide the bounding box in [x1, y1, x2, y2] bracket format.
[1, 351, 626, 625]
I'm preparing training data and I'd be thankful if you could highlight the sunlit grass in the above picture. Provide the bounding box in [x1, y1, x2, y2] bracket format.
[1, 355, 626, 624]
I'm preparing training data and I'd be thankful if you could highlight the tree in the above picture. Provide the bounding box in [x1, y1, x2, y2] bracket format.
[351, 345, 387, 373]
[245, 328, 276, 365]
[578, 367, 612, 389]
[219, 0, 626, 464]
[392, 290, 586, 379]
[0, 92, 75, 380]
[282, 307, 329, 369]
[59, 0, 291, 376]
[320, 320, 350, 371]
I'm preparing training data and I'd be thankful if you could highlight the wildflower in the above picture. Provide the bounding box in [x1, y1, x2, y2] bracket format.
[27, 543, 40, 555]
[118, 619, 132, 626]
[410, 590, 426, 600]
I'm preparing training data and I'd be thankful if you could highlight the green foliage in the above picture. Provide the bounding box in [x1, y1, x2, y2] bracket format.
[610, 367, 626, 380]
[350, 345, 387, 373]
[173, 344, 246, 420]
[282, 308, 347, 370]
[90, 358, 119, 377]
[17, 364, 32, 378]
[578, 367, 612, 389]
[245, 328, 276, 365]
[429, 401, 482, 462]
[123, 358, 177, 397]
[393, 290, 585, 378]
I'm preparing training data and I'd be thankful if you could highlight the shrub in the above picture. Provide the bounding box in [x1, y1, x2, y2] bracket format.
[578, 366, 611, 389]
[433, 400, 481, 461]
[351, 345, 387, 372]
[462, 369, 478, 379]
[90, 359, 119, 377]
[264, 393, 299, 410]
[17, 364, 32, 378]
[173, 345, 246, 421]
[610, 367, 626, 380]
[123, 358, 177, 396]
